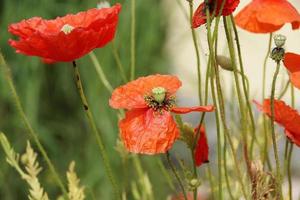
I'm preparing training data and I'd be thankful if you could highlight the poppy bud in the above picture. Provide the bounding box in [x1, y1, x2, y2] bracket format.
[274, 34, 286, 48]
[216, 55, 233, 71]
[60, 24, 74, 35]
[270, 34, 286, 62]
[152, 87, 166, 104]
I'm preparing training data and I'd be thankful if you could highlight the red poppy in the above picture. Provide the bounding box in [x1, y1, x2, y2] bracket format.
[254, 99, 300, 146]
[194, 126, 209, 167]
[8, 4, 121, 62]
[284, 52, 300, 89]
[109, 74, 214, 154]
[192, 0, 240, 28]
[235, 0, 300, 33]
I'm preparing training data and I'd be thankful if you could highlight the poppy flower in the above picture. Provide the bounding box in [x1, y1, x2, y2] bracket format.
[235, 0, 300, 33]
[254, 99, 300, 146]
[192, 0, 240, 28]
[8, 4, 121, 62]
[194, 126, 209, 167]
[109, 74, 214, 154]
[283, 52, 300, 89]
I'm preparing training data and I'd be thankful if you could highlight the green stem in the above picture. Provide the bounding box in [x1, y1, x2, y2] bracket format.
[157, 158, 176, 192]
[166, 152, 188, 200]
[270, 62, 283, 199]
[262, 34, 273, 168]
[206, 9, 248, 199]
[278, 80, 290, 100]
[130, 0, 136, 80]
[111, 42, 128, 83]
[223, 138, 235, 200]
[188, 0, 203, 105]
[89, 52, 113, 93]
[223, 17, 252, 183]
[72, 61, 121, 199]
[0, 54, 68, 199]
[230, 15, 258, 156]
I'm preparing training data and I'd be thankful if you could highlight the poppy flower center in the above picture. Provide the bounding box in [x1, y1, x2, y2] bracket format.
[61, 24, 74, 34]
[144, 87, 175, 113]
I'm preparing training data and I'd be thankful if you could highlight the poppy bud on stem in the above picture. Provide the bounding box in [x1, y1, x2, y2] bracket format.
[270, 34, 286, 62]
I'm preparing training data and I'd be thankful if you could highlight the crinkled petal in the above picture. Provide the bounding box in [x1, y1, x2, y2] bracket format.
[194, 126, 209, 167]
[8, 4, 121, 62]
[119, 109, 179, 154]
[284, 52, 300, 73]
[193, 0, 240, 28]
[110, 74, 182, 109]
[171, 105, 214, 114]
[254, 99, 300, 138]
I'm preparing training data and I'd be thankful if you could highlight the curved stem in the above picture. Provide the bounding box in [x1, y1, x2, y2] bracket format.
[206, 10, 248, 199]
[188, 0, 203, 105]
[262, 34, 273, 168]
[270, 62, 283, 199]
[278, 80, 290, 100]
[0, 54, 68, 198]
[130, 0, 136, 80]
[89, 52, 113, 93]
[72, 61, 121, 199]
[111, 42, 128, 83]
[166, 152, 188, 200]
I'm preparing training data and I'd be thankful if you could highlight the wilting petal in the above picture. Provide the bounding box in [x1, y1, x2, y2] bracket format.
[8, 4, 121, 62]
[193, 0, 240, 28]
[254, 99, 300, 143]
[284, 53, 300, 73]
[119, 109, 179, 154]
[110, 74, 182, 109]
[171, 106, 214, 114]
[194, 126, 209, 167]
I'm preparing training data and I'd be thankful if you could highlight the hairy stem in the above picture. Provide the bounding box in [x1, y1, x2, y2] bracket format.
[72, 61, 120, 199]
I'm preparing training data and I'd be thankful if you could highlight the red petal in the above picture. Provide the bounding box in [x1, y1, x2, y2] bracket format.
[171, 106, 214, 114]
[254, 99, 300, 139]
[192, 3, 206, 28]
[235, 0, 300, 33]
[119, 109, 179, 154]
[285, 130, 300, 147]
[8, 4, 121, 62]
[290, 72, 300, 90]
[109, 74, 182, 109]
[194, 126, 209, 167]
[284, 52, 300, 73]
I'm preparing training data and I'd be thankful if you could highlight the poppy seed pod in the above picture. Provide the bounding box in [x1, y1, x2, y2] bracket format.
[216, 55, 233, 71]
[270, 34, 286, 62]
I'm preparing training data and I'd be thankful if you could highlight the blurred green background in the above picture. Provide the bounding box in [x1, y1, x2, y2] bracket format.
[0, 0, 172, 199]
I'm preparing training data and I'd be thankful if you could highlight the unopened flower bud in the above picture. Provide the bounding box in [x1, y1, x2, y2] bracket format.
[21, 154, 28, 165]
[61, 24, 74, 34]
[152, 87, 166, 104]
[274, 34, 286, 48]
[216, 55, 233, 71]
[190, 178, 199, 186]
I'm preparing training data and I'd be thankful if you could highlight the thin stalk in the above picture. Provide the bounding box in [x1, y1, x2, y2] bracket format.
[270, 62, 283, 199]
[223, 17, 252, 182]
[278, 80, 290, 100]
[262, 34, 273, 168]
[157, 158, 176, 192]
[72, 61, 121, 199]
[89, 52, 113, 93]
[230, 15, 258, 156]
[206, 9, 248, 199]
[130, 0, 136, 80]
[0, 54, 68, 198]
[111, 42, 128, 83]
[188, 0, 203, 105]
[166, 152, 188, 200]
[223, 138, 235, 200]
[287, 84, 295, 200]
